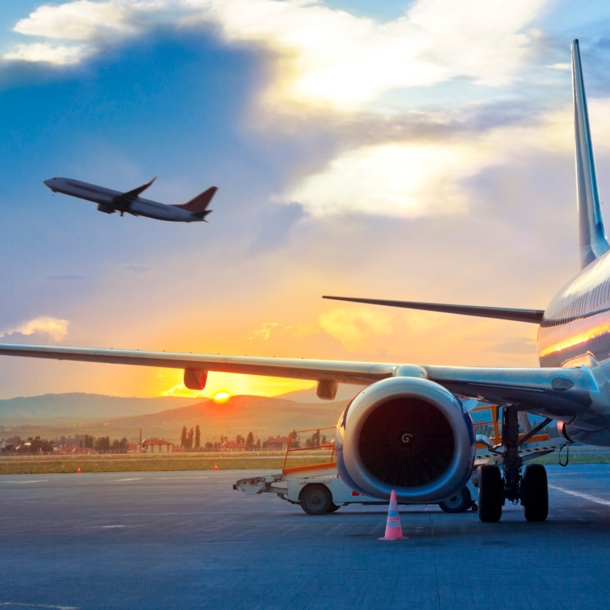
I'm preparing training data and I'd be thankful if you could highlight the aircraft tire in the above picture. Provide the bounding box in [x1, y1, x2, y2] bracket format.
[299, 484, 334, 515]
[328, 503, 341, 513]
[438, 487, 472, 513]
[478, 465, 503, 522]
[522, 464, 548, 522]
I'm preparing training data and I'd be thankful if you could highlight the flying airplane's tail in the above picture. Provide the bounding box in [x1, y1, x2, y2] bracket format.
[572, 39, 610, 268]
[174, 186, 218, 219]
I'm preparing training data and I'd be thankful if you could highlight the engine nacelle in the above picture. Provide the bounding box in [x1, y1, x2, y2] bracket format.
[335, 377, 475, 503]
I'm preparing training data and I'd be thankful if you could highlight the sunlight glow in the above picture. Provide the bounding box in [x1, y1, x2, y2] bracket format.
[212, 391, 232, 403]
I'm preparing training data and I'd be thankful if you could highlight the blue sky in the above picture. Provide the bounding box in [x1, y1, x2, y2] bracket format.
[0, 0, 610, 399]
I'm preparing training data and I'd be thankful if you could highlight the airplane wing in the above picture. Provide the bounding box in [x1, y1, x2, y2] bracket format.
[323, 296, 544, 324]
[0, 343, 595, 419]
[118, 177, 157, 203]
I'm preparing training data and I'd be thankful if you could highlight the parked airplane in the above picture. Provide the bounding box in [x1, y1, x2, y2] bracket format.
[0, 41, 605, 524]
[44, 177, 217, 223]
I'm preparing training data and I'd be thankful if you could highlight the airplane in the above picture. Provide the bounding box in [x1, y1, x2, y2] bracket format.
[0, 40, 605, 524]
[44, 177, 217, 223]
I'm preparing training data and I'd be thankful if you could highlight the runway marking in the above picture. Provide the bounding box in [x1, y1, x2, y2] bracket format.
[3, 480, 48, 485]
[98, 525, 126, 529]
[0, 602, 80, 610]
[114, 478, 143, 482]
[549, 484, 610, 506]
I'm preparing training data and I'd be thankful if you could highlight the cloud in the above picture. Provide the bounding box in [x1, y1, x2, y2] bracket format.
[319, 308, 392, 350]
[4, 0, 551, 110]
[290, 141, 492, 218]
[13, 1, 135, 41]
[0, 316, 69, 341]
[4, 42, 87, 65]
[190, 0, 550, 110]
[286, 97, 610, 218]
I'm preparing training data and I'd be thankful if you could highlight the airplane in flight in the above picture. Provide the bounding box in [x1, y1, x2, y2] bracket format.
[0, 40, 606, 524]
[44, 176, 217, 223]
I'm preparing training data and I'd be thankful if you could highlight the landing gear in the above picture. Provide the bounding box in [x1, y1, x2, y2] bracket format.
[522, 464, 548, 522]
[439, 487, 473, 513]
[477, 407, 550, 523]
[478, 465, 503, 522]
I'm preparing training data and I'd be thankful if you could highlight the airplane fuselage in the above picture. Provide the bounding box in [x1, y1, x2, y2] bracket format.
[44, 178, 205, 222]
[539, 248, 610, 369]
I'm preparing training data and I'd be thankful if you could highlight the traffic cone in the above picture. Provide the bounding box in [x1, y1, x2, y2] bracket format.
[379, 490, 407, 541]
[214, 464, 218, 471]
[77, 466, 81, 474]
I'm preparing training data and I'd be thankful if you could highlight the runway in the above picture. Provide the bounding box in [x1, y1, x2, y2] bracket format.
[2, 465, 610, 609]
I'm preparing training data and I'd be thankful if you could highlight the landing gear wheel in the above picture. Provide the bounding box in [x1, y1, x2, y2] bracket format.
[328, 503, 340, 513]
[299, 484, 334, 515]
[478, 465, 503, 523]
[439, 487, 472, 513]
[522, 464, 548, 522]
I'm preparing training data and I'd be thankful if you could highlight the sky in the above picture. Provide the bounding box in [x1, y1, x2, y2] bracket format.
[1, 0, 610, 400]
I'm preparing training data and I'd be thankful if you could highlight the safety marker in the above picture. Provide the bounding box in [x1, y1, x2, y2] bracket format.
[379, 490, 408, 541]
[214, 464, 218, 471]
[77, 466, 81, 474]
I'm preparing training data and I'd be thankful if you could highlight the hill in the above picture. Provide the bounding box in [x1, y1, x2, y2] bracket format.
[100, 394, 348, 440]
[0, 394, 348, 444]
[0, 393, 197, 420]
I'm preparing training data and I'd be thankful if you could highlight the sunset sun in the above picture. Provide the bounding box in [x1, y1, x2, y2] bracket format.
[212, 391, 232, 404]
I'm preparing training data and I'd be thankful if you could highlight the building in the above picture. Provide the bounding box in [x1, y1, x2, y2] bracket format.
[142, 438, 174, 454]
[222, 441, 246, 452]
[266, 436, 300, 451]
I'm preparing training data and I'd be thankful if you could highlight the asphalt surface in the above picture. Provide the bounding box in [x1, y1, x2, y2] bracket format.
[2, 465, 610, 609]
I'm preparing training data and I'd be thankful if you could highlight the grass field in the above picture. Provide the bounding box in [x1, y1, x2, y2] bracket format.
[0, 453, 333, 475]
[2, 448, 610, 475]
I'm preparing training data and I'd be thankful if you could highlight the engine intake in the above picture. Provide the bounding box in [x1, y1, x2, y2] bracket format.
[336, 377, 475, 503]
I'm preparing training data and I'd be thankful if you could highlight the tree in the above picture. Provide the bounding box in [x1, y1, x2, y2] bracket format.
[120, 437, 129, 452]
[195, 425, 201, 449]
[236, 434, 245, 445]
[81, 434, 95, 449]
[246, 432, 254, 450]
[180, 426, 187, 448]
[187, 428, 194, 449]
[95, 436, 110, 451]
[255, 439, 261, 451]
[306, 430, 321, 448]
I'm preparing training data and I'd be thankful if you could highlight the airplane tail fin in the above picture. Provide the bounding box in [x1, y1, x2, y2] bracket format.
[174, 187, 217, 219]
[572, 39, 610, 268]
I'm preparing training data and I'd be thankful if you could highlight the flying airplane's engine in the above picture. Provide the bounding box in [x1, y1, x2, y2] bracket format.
[335, 377, 475, 503]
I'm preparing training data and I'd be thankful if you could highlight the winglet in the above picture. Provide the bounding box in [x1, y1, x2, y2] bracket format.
[572, 39, 610, 268]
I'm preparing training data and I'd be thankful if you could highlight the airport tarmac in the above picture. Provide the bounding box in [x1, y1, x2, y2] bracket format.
[1, 465, 610, 610]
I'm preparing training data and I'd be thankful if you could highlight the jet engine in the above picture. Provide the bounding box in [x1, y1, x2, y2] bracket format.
[335, 377, 475, 503]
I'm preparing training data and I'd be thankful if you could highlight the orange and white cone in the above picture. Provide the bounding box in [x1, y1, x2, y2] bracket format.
[77, 466, 81, 474]
[379, 490, 407, 541]
[214, 464, 218, 471]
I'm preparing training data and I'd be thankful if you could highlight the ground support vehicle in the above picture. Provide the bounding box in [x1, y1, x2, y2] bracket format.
[234, 466, 479, 515]
[233, 427, 478, 515]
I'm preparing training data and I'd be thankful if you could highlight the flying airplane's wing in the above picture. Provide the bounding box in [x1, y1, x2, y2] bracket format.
[119, 177, 157, 202]
[323, 296, 544, 324]
[0, 343, 595, 418]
